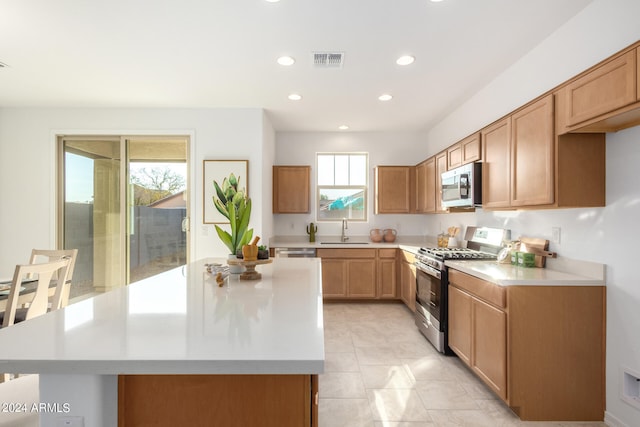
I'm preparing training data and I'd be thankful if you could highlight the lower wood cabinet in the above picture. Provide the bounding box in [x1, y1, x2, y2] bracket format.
[399, 251, 416, 312]
[317, 249, 376, 299]
[377, 249, 397, 299]
[448, 269, 605, 421]
[118, 374, 318, 427]
[448, 279, 506, 400]
[317, 248, 398, 300]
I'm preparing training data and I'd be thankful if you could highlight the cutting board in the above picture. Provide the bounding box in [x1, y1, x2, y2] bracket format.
[518, 237, 550, 268]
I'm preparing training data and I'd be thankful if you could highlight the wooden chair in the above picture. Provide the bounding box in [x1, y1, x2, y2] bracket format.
[0, 258, 71, 383]
[29, 249, 78, 310]
[0, 258, 71, 328]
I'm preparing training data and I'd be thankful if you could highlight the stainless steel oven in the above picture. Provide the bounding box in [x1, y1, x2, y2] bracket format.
[414, 260, 448, 353]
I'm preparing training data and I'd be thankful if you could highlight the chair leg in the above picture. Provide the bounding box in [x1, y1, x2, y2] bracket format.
[1, 373, 9, 383]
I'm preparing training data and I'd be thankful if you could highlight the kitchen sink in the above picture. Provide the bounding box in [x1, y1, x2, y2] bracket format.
[320, 241, 370, 245]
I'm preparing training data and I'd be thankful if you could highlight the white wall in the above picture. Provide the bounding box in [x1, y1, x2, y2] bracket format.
[422, 0, 640, 425]
[274, 131, 430, 239]
[0, 107, 271, 274]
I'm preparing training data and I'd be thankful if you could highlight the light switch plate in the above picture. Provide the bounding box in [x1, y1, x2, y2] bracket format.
[56, 416, 84, 427]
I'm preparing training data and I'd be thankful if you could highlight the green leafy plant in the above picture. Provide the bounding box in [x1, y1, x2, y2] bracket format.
[213, 173, 253, 255]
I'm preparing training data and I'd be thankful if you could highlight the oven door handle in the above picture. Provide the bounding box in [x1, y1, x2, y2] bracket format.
[415, 263, 441, 280]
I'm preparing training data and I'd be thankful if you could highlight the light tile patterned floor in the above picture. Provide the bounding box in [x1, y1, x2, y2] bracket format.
[319, 302, 609, 427]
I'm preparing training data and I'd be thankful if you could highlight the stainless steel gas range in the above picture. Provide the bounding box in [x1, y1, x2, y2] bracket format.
[414, 227, 510, 354]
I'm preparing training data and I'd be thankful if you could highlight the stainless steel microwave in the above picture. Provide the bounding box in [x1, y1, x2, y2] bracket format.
[441, 162, 482, 208]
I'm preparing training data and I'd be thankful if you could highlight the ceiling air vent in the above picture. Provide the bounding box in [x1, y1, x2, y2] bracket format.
[0, 62, 8, 68]
[312, 52, 344, 68]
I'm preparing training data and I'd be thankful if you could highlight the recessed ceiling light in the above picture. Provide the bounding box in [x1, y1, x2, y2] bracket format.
[430, 0, 445, 2]
[338, 125, 350, 130]
[288, 93, 302, 101]
[265, 0, 281, 3]
[396, 55, 415, 66]
[277, 56, 295, 66]
[378, 94, 393, 102]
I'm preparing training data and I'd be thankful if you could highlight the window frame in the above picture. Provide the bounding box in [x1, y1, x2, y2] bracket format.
[315, 152, 368, 222]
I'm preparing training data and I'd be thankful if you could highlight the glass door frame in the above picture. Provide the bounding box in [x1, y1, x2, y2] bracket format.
[56, 132, 193, 291]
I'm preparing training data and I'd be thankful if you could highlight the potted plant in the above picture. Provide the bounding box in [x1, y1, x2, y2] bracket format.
[257, 245, 269, 260]
[212, 173, 254, 269]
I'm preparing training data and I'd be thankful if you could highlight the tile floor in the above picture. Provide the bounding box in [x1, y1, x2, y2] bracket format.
[319, 302, 609, 427]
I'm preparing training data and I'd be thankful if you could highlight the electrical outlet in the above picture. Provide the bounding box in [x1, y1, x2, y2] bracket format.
[201, 225, 209, 236]
[551, 227, 561, 244]
[56, 416, 84, 427]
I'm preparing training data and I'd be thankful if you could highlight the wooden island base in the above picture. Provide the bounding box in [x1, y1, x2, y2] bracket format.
[118, 374, 318, 427]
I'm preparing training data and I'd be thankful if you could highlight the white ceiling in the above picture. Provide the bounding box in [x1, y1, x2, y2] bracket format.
[0, 0, 593, 132]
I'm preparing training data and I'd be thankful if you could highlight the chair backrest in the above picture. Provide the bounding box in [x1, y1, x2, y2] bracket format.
[29, 249, 78, 309]
[2, 259, 71, 327]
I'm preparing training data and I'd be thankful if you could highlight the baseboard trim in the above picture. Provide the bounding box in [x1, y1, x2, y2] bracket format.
[605, 411, 630, 427]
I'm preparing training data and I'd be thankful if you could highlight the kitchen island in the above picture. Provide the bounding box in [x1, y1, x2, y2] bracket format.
[0, 257, 324, 427]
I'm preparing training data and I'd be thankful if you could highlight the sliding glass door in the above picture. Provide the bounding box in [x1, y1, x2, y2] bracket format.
[58, 136, 189, 301]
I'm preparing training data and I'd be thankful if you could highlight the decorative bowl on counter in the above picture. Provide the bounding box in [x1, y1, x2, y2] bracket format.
[370, 228, 383, 242]
[383, 228, 397, 242]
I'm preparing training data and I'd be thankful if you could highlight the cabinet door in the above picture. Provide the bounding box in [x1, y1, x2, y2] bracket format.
[435, 151, 447, 212]
[637, 47, 640, 101]
[447, 285, 472, 365]
[564, 50, 637, 127]
[447, 142, 462, 170]
[472, 298, 507, 401]
[424, 157, 436, 213]
[375, 166, 414, 213]
[321, 259, 347, 298]
[415, 161, 427, 213]
[448, 133, 481, 170]
[481, 118, 511, 208]
[461, 133, 482, 164]
[399, 261, 416, 312]
[415, 158, 436, 213]
[273, 166, 310, 213]
[347, 259, 376, 298]
[511, 95, 554, 207]
[377, 249, 398, 299]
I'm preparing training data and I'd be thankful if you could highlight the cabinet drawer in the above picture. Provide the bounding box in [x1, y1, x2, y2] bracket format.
[448, 270, 506, 309]
[378, 248, 397, 259]
[317, 248, 376, 259]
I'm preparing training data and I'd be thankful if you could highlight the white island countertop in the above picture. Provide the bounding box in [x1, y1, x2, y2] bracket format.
[0, 257, 325, 375]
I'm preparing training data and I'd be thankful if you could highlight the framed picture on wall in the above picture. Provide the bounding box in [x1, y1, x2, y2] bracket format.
[203, 159, 249, 224]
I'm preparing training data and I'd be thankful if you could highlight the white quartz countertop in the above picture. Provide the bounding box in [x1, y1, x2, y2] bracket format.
[0, 258, 325, 375]
[445, 259, 605, 286]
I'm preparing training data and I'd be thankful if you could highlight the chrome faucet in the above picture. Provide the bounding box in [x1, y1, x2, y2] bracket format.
[341, 218, 349, 242]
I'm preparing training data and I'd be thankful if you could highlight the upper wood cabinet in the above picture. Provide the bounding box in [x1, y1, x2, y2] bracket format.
[374, 166, 415, 214]
[510, 95, 554, 207]
[415, 158, 436, 213]
[481, 118, 512, 209]
[435, 151, 448, 212]
[273, 166, 310, 213]
[563, 50, 637, 128]
[447, 132, 481, 169]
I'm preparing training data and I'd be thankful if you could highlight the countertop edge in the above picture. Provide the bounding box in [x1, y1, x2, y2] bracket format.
[445, 259, 605, 286]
